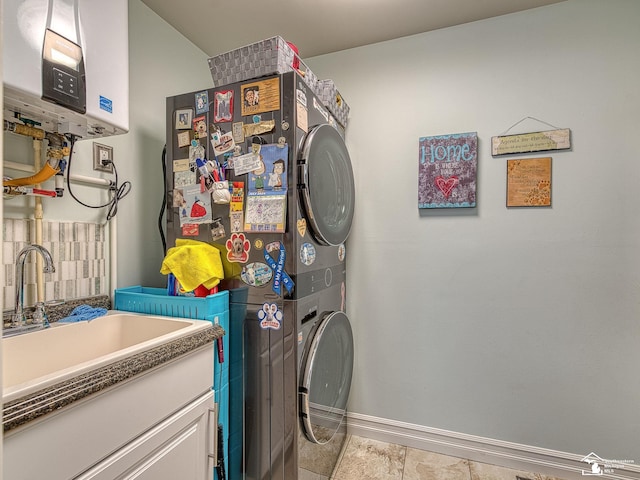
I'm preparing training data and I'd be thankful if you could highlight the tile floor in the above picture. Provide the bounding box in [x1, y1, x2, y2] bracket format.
[330, 435, 567, 480]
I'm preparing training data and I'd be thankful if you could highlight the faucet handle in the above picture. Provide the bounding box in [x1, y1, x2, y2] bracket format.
[32, 302, 49, 327]
[11, 311, 26, 328]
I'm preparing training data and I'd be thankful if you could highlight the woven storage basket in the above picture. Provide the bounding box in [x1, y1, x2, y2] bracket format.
[317, 79, 350, 128]
[208, 36, 319, 95]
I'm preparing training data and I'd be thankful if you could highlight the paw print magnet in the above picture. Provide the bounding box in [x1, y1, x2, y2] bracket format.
[226, 232, 250, 263]
[258, 302, 282, 330]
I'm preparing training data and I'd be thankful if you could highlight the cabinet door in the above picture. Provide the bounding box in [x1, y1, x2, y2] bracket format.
[76, 390, 217, 480]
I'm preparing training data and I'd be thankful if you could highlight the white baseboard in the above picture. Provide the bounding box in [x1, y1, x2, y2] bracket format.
[346, 413, 639, 480]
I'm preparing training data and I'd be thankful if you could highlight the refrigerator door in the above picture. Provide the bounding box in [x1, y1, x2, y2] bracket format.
[298, 124, 355, 246]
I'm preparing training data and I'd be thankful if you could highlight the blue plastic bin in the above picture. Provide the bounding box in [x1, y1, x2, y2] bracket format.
[114, 286, 228, 322]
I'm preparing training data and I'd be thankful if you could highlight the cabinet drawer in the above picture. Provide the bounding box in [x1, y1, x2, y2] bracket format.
[75, 390, 216, 480]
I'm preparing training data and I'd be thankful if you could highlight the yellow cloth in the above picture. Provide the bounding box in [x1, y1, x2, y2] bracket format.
[160, 239, 224, 291]
[212, 242, 243, 279]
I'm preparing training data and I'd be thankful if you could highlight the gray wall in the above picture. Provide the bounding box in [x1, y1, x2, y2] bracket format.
[307, 0, 640, 461]
[111, 0, 212, 289]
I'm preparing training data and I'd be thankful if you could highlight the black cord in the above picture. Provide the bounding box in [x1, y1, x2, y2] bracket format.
[159, 145, 167, 255]
[65, 135, 131, 221]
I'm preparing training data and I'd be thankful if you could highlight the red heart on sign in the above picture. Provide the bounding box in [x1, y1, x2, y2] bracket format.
[435, 176, 459, 198]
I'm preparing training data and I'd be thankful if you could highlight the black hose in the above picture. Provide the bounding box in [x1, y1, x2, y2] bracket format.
[159, 145, 167, 255]
[216, 424, 226, 480]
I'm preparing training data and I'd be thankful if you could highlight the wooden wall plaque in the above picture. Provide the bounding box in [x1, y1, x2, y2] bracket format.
[492, 129, 570, 156]
[507, 157, 552, 207]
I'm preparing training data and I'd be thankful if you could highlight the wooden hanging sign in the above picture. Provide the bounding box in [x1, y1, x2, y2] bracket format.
[492, 128, 571, 156]
[506, 157, 552, 207]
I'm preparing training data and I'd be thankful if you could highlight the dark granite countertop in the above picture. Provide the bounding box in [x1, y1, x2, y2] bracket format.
[3, 297, 225, 432]
[3, 295, 112, 327]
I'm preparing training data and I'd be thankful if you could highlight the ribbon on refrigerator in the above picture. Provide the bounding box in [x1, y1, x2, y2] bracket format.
[263, 241, 294, 296]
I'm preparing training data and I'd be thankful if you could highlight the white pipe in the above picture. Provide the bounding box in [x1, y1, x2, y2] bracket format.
[34, 139, 45, 304]
[68, 173, 111, 187]
[3, 161, 35, 173]
[110, 217, 117, 296]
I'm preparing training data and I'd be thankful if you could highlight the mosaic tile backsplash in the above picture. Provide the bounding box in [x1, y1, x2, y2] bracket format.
[2, 219, 107, 311]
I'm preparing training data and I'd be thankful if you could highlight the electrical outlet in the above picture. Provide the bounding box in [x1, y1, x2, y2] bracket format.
[93, 142, 114, 173]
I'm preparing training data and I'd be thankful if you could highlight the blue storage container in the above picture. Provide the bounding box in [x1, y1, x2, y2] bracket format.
[114, 286, 228, 322]
[113, 286, 230, 480]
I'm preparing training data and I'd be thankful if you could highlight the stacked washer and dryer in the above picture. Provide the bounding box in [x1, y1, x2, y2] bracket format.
[165, 70, 355, 479]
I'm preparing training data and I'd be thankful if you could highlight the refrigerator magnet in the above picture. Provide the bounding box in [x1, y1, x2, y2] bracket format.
[172, 188, 186, 208]
[175, 109, 193, 130]
[211, 131, 235, 156]
[241, 77, 280, 116]
[195, 91, 209, 114]
[173, 158, 190, 172]
[192, 115, 207, 138]
[230, 211, 243, 233]
[232, 122, 245, 143]
[244, 196, 286, 233]
[226, 232, 250, 263]
[230, 182, 245, 210]
[214, 90, 233, 122]
[241, 262, 273, 287]
[258, 303, 282, 330]
[296, 102, 308, 132]
[300, 243, 316, 266]
[227, 147, 242, 169]
[174, 170, 195, 188]
[233, 152, 262, 175]
[263, 241, 294, 295]
[182, 223, 199, 236]
[180, 184, 211, 226]
[296, 219, 306, 237]
[177, 131, 191, 148]
[210, 217, 226, 241]
[242, 120, 275, 137]
[189, 143, 205, 164]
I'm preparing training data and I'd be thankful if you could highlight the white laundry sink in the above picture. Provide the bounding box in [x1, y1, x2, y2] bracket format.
[2, 311, 211, 403]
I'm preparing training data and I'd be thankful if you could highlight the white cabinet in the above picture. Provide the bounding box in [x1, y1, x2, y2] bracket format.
[76, 390, 216, 480]
[3, 344, 215, 480]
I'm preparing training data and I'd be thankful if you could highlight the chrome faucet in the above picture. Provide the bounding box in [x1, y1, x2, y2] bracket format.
[12, 244, 55, 327]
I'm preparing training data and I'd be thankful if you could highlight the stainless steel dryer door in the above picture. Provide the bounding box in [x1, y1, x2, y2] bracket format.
[299, 310, 354, 444]
[299, 124, 355, 246]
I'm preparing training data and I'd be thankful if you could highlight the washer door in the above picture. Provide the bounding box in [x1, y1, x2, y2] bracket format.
[299, 124, 355, 246]
[300, 311, 354, 444]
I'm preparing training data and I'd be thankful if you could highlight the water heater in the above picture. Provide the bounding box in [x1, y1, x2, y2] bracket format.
[2, 0, 129, 138]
